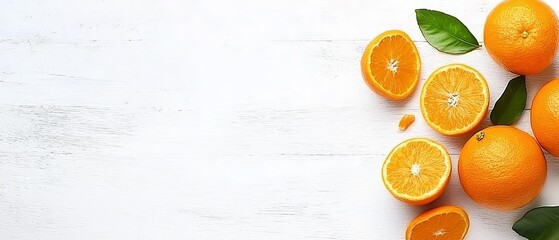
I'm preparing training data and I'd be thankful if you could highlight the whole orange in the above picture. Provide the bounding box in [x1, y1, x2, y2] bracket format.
[484, 0, 559, 75]
[458, 126, 547, 211]
[531, 79, 559, 156]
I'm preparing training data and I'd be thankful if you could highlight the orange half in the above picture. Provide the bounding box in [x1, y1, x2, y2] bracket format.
[420, 64, 489, 136]
[382, 138, 451, 205]
[406, 205, 470, 240]
[361, 30, 421, 100]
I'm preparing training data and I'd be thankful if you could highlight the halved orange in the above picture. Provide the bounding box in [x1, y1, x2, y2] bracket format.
[361, 30, 421, 100]
[382, 138, 451, 205]
[406, 205, 470, 240]
[420, 64, 489, 136]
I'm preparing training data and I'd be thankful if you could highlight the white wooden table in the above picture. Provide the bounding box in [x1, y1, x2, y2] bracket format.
[2, 0, 559, 239]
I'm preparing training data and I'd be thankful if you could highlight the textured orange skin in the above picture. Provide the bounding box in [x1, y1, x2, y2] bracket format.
[458, 126, 547, 211]
[405, 206, 469, 240]
[484, 0, 559, 75]
[531, 79, 559, 156]
[360, 30, 421, 100]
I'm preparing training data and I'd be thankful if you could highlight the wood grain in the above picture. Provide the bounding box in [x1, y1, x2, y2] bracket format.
[2, 0, 559, 239]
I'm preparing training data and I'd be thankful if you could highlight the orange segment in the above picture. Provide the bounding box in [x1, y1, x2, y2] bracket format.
[382, 138, 451, 205]
[420, 64, 489, 136]
[406, 205, 470, 240]
[399, 114, 415, 131]
[361, 30, 421, 100]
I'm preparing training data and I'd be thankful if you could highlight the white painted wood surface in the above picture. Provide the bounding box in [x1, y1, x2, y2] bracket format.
[2, 0, 559, 239]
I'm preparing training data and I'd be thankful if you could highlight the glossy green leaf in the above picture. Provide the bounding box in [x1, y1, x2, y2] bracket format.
[513, 206, 559, 240]
[490, 75, 526, 125]
[415, 9, 480, 54]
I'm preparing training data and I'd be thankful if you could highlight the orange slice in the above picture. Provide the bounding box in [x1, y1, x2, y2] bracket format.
[420, 64, 489, 136]
[382, 138, 451, 205]
[406, 205, 470, 240]
[361, 30, 421, 100]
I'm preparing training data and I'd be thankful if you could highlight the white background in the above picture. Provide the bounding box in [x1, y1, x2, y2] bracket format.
[1, 0, 559, 239]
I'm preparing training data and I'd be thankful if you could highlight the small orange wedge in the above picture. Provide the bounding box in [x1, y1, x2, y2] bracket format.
[406, 205, 470, 240]
[382, 138, 451, 205]
[399, 114, 415, 131]
[420, 64, 489, 136]
[361, 30, 421, 100]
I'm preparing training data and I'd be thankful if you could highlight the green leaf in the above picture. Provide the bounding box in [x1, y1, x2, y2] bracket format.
[513, 206, 559, 240]
[490, 75, 527, 125]
[415, 9, 480, 54]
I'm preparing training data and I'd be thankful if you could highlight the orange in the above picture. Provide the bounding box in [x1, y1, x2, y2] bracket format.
[458, 126, 547, 211]
[420, 64, 489, 136]
[361, 30, 421, 100]
[398, 114, 415, 131]
[382, 138, 451, 205]
[406, 205, 469, 240]
[531, 78, 559, 156]
[484, 0, 559, 75]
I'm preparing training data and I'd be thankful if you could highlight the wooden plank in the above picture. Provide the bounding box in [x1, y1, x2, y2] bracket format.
[2, 0, 558, 239]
